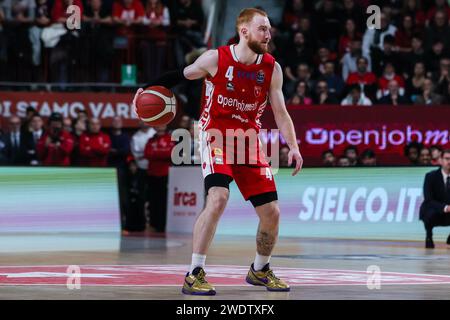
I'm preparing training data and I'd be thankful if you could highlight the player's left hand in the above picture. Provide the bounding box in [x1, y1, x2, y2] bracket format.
[288, 148, 303, 176]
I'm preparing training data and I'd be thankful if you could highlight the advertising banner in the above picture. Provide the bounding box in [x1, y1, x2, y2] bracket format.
[260, 106, 450, 166]
[0, 91, 138, 127]
[166, 166, 204, 233]
[0, 167, 121, 234]
[220, 166, 448, 241]
[2, 91, 449, 165]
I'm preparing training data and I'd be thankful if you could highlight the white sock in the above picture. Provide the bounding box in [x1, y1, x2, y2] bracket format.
[190, 253, 206, 274]
[254, 253, 270, 271]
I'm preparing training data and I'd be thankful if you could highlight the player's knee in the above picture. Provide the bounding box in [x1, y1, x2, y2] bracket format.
[260, 202, 280, 223]
[207, 188, 229, 216]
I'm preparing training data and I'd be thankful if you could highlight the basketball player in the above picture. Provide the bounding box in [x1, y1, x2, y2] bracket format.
[132, 8, 303, 295]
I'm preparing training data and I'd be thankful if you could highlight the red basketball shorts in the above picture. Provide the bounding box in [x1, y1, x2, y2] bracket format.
[199, 130, 277, 200]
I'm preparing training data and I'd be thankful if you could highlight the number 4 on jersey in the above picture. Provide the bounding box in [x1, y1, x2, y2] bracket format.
[265, 168, 273, 181]
[225, 66, 234, 81]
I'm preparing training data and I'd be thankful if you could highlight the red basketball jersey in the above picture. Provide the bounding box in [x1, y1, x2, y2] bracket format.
[199, 45, 275, 134]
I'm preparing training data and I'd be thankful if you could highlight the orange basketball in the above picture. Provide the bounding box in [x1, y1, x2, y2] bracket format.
[135, 86, 177, 126]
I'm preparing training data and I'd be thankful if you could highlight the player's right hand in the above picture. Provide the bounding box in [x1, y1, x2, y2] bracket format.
[288, 148, 303, 176]
[132, 88, 144, 114]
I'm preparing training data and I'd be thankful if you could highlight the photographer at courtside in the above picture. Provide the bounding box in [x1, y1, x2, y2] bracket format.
[37, 112, 74, 166]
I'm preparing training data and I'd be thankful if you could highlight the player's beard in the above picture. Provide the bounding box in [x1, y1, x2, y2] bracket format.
[247, 34, 269, 54]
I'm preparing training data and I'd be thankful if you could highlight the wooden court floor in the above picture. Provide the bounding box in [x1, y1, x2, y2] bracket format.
[0, 233, 449, 300]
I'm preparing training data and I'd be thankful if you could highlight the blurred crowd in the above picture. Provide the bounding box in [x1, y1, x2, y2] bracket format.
[1, 0, 450, 106]
[318, 142, 443, 167]
[264, 0, 450, 106]
[0, 0, 205, 83]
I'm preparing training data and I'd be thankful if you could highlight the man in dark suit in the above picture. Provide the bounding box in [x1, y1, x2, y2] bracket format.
[378, 80, 410, 105]
[22, 114, 45, 165]
[419, 149, 450, 248]
[3, 116, 28, 165]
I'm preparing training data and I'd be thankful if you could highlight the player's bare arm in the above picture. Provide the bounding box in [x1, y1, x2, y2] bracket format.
[183, 49, 218, 80]
[132, 50, 218, 110]
[269, 62, 303, 176]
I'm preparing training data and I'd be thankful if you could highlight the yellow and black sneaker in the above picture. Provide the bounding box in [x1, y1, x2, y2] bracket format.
[246, 263, 290, 292]
[182, 267, 216, 296]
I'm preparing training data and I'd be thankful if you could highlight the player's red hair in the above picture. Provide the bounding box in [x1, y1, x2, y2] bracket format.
[235, 8, 268, 34]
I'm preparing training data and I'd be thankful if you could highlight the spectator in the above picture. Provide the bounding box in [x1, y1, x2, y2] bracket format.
[108, 116, 130, 168]
[178, 115, 191, 131]
[144, 125, 175, 233]
[337, 156, 351, 167]
[371, 34, 403, 77]
[0, 6, 6, 76]
[444, 81, 450, 103]
[404, 141, 423, 165]
[82, 0, 114, 82]
[2, 0, 36, 81]
[394, 14, 417, 53]
[346, 56, 377, 100]
[341, 84, 372, 106]
[344, 145, 359, 166]
[29, 0, 51, 70]
[419, 149, 450, 249]
[0, 128, 6, 165]
[322, 149, 336, 167]
[20, 106, 38, 133]
[290, 63, 316, 96]
[321, 61, 344, 97]
[130, 121, 156, 219]
[414, 78, 444, 105]
[434, 57, 450, 95]
[139, 0, 170, 82]
[49, 0, 84, 86]
[25, 114, 45, 165]
[284, 32, 314, 85]
[75, 109, 89, 122]
[79, 118, 111, 166]
[426, 0, 450, 23]
[71, 117, 87, 165]
[281, 0, 309, 34]
[173, 0, 205, 68]
[279, 146, 290, 167]
[360, 149, 377, 166]
[131, 121, 156, 172]
[341, 39, 365, 81]
[377, 62, 405, 99]
[424, 9, 450, 52]
[297, 15, 317, 50]
[63, 117, 72, 133]
[37, 112, 74, 166]
[425, 40, 447, 76]
[122, 158, 146, 232]
[112, 0, 145, 36]
[405, 61, 427, 102]
[341, 0, 365, 33]
[313, 80, 339, 105]
[430, 145, 443, 166]
[314, 46, 337, 77]
[338, 18, 362, 58]
[3, 116, 28, 165]
[314, 0, 342, 50]
[402, 34, 426, 77]
[419, 147, 432, 166]
[288, 80, 313, 106]
[362, 12, 397, 60]
[378, 79, 410, 105]
[402, 0, 426, 28]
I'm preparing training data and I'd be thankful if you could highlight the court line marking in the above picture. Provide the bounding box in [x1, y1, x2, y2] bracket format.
[1, 264, 450, 279]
